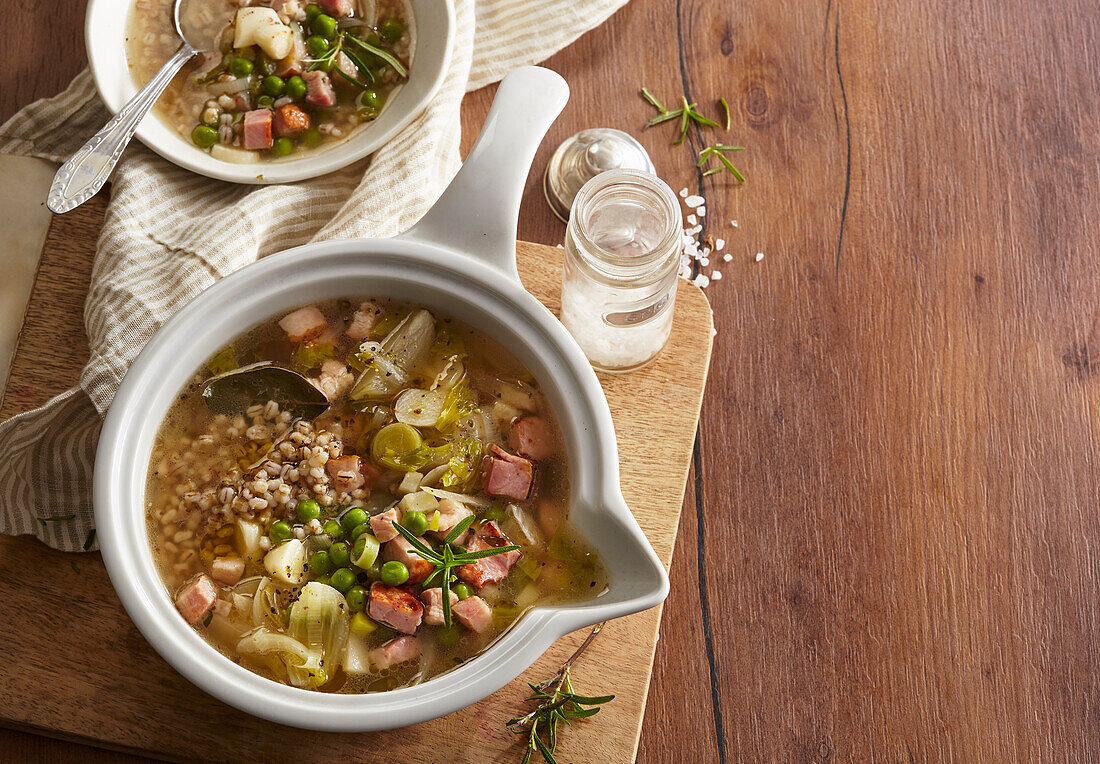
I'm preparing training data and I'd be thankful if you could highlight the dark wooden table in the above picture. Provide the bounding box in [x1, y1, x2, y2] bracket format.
[3, 0, 1098, 760]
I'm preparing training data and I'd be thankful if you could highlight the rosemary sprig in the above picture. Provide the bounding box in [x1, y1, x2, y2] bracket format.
[304, 32, 408, 87]
[344, 34, 408, 77]
[720, 97, 731, 130]
[640, 87, 666, 113]
[392, 517, 519, 628]
[305, 33, 345, 73]
[698, 144, 747, 182]
[83, 528, 97, 551]
[507, 625, 614, 764]
[38, 515, 75, 525]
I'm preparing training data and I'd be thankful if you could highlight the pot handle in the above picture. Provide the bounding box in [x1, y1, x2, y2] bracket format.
[404, 66, 569, 281]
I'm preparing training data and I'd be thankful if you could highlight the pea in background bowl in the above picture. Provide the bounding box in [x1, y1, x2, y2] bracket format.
[85, 0, 454, 183]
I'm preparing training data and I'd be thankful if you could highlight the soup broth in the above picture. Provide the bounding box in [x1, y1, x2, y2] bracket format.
[126, 0, 414, 160]
[147, 298, 606, 692]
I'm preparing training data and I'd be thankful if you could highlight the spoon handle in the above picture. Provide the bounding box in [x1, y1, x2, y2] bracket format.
[47, 43, 195, 214]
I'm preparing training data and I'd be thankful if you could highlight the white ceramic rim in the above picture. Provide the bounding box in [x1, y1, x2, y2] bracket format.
[85, 0, 455, 184]
[93, 67, 670, 731]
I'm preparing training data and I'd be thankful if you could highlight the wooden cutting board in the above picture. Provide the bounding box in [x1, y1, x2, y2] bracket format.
[0, 197, 712, 763]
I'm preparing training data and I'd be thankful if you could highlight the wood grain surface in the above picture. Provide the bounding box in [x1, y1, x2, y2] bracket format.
[3, 0, 1099, 760]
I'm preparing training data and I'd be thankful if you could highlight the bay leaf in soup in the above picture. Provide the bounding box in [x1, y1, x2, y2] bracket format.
[201, 362, 329, 418]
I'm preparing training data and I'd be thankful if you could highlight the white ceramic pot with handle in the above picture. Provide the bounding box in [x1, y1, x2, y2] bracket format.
[95, 66, 669, 731]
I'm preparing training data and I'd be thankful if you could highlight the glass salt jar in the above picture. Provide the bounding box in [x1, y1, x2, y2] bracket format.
[560, 169, 682, 372]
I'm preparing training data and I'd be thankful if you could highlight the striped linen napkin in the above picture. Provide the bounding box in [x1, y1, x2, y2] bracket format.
[0, 0, 627, 552]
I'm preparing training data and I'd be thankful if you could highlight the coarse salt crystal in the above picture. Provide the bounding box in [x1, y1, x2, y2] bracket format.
[685, 195, 705, 208]
[731, 220, 739, 227]
[755, 252, 764, 262]
[687, 225, 702, 235]
[700, 258, 709, 266]
[723, 253, 733, 262]
[698, 206, 706, 217]
[687, 214, 697, 225]
[679, 187, 689, 198]
[712, 271, 722, 280]
[715, 238, 725, 250]
[692, 273, 710, 288]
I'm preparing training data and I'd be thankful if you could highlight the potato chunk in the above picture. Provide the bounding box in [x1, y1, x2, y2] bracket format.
[234, 8, 294, 60]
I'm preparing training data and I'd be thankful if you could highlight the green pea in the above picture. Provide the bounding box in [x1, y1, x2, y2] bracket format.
[453, 583, 473, 601]
[262, 75, 286, 96]
[330, 567, 356, 593]
[256, 94, 275, 108]
[191, 125, 219, 148]
[346, 585, 367, 612]
[402, 510, 429, 536]
[304, 4, 322, 20]
[302, 128, 323, 148]
[313, 574, 332, 587]
[380, 560, 409, 586]
[437, 625, 462, 646]
[323, 519, 344, 539]
[229, 57, 254, 77]
[350, 522, 372, 541]
[329, 541, 352, 568]
[305, 34, 329, 58]
[342, 507, 369, 532]
[310, 550, 332, 577]
[482, 507, 505, 522]
[379, 18, 405, 43]
[358, 89, 384, 111]
[285, 75, 307, 100]
[311, 13, 338, 39]
[272, 138, 294, 157]
[297, 498, 322, 522]
[269, 521, 293, 543]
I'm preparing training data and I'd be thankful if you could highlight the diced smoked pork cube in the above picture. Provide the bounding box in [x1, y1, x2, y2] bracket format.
[452, 596, 493, 633]
[175, 574, 218, 624]
[368, 583, 423, 634]
[507, 416, 557, 461]
[345, 302, 383, 341]
[242, 109, 274, 150]
[456, 521, 521, 587]
[210, 557, 246, 586]
[420, 587, 459, 626]
[383, 535, 433, 585]
[273, 104, 311, 137]
[483, 444, 533, 500]
[317, 0, 354, 17]
[431, 498, 474, 539]
[303, 70, 336, 107]
[326, 454, 369, 493]
[370, 507, 400, 543]
[368, 635, 421, 669]
[278, 306, 328, 343]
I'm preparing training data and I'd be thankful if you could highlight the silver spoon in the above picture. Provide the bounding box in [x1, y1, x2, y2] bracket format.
[47, 0, 209, 214]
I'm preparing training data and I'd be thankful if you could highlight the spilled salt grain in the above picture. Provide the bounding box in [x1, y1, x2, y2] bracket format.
[712, 271, 722, 280]
[755, 252, 764, 262]
[692, 274, 710, 287]
[698, 206, 706, 217]
[723, 253, 733, 262]
[731, 220, 739, 227]
[687, 214, 697, 225]
[700, 258, 709, 266]
[685, 194, 705, 208]
[715, 238, 725, 250]
[687, 225, 702, 235]
[679, 187, 689, 198]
